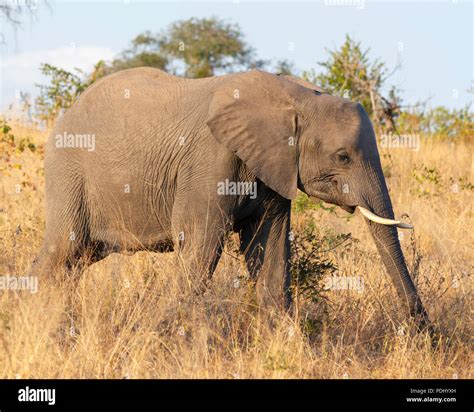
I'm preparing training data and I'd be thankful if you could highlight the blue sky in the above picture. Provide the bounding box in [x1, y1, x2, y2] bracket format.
[1, 0, 472, 111]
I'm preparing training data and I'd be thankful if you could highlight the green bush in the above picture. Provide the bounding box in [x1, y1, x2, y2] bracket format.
[290, 219, 352, 337]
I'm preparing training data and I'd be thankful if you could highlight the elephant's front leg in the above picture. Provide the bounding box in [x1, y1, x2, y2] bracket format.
[239, 200, 292, 314]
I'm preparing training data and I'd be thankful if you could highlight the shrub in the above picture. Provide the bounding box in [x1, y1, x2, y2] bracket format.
[290, 218, 352, 337]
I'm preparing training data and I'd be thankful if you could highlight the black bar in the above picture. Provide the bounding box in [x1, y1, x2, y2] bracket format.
[0, 379, 471, 409]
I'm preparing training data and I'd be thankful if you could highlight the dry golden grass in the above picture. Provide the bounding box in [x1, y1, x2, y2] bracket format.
[0, 122, 472, 378]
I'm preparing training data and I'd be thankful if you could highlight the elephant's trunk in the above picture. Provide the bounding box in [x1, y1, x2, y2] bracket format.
[361, 167, 430, 329]
[367, 219, 429, 323]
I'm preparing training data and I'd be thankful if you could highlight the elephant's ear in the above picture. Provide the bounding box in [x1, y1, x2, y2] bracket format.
[206, 74, 298, 200]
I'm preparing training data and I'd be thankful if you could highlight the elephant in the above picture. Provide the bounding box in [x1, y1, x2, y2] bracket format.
[31, 67, 429, 327]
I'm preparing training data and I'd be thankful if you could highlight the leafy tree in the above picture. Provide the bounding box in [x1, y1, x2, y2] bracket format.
[424, 106, 473, 137]
[34, 61, 105, 125]
[304, 35, 402, 132]
[397, 104, 473, 139]
[34, 64, 86, 125]
[107, 17, 262, 78]
[159, 17, 262, 78]
[273, 59, 296, 76]
[87, 60, 107, 84]
[106, 31, 168, 74]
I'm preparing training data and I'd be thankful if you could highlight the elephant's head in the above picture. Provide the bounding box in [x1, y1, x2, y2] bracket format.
[207, 70, 429, 327]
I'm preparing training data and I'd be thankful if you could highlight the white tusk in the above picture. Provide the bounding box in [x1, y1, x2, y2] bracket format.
[357, 206, 413, 230]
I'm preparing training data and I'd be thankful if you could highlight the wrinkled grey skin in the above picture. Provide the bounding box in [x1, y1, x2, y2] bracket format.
[32, 68, 429, 325]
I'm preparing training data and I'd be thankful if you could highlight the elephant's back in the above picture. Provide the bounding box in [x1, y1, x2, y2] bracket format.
[83, 66, 186, 93]
[48, 68, 193, 150]
[70, 67, 187, 117]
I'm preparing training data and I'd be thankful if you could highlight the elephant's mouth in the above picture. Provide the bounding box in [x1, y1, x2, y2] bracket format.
[308, 195, 412, 229]
[308, 193, 356, 214]
[341, 204, 356, 214]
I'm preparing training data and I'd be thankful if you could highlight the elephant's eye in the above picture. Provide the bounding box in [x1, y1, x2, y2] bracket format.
[337, 152, 350, 165]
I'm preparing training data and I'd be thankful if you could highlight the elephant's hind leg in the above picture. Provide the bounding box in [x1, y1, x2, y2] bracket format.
[30, 178, 91, 281]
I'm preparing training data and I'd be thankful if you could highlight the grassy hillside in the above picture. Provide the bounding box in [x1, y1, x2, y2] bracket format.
[0, 121, 471, 378]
